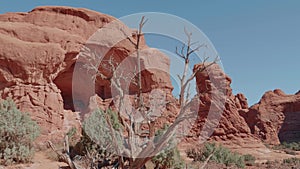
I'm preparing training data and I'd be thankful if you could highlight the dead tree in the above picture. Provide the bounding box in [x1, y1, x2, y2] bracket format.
[176, 28, 217, 106]
[128, 28, 218, 168]
[48, 136, 81, 169]
[126, 17, 156, 142]
[83, 48, 140, 168]
[81, 16, 218, 169]
[127, 16, 148, 109]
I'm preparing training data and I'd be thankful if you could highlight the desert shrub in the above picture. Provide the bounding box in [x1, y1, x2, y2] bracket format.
[67, 127, 77, 139]
[284, 149, 297, 155]
[273, 142, 300, 156]
[186, 145, 203, 162]
[152, 124, 185, 169]
[0, 99, 40, 165]
[66, 127, 80, 148]
[152, 147, 184, 169]
[283, 157, 300, 164]
[282, 142, 300, 151]
[152, 146, 184, 169]
[273, 142, 300, 151]
[243, 154, 256, 166]
[186, 142, 246, 168]
[74, 109, 123, 168]
[81, 109, 122, 152]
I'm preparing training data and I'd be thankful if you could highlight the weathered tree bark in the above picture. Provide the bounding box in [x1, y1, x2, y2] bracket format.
[48, 136, 80, 169]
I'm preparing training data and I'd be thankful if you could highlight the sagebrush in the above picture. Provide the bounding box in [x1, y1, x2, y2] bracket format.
[186, 142, 254, 168]
[283, 157, 300, 164]
[152, 125, 184, 169]
[0, 99, 40, 165]
[274, 141, 300, 151]
[75, 109, 123, 168]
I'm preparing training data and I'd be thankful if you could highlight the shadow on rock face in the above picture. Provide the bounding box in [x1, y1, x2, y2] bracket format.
[278, 111, 300, 143]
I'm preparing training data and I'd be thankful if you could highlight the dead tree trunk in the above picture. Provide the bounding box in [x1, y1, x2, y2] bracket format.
[48, 136, 80, 169]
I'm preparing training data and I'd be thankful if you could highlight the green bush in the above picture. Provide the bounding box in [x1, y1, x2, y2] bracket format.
[282, 142, 300, 151]
[284, 149, 297, 155]
[273, 142, 300, 155]
[67, 127, 77, 139]
[152, 146, 184, 169]
[283, 157, 300, 164]
[243, 154, 256, 166]
[186, 145, 203, 162]
[77, 109, 123, 157]
[152, 125, 184, 169]
[71, 109, 124, 168]
[0, 99, 40, 165]
[186, 142, 247, 168]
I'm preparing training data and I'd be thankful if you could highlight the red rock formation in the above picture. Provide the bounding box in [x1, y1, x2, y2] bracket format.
[242, 89, 300, 145]
[5, 6, 297, 148]
[190, 63, 253, 142]
[0, 6, 172, 143]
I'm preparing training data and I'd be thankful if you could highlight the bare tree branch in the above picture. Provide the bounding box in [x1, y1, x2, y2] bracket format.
[200, 148, 216, 169]
[48, 139, 80, 169]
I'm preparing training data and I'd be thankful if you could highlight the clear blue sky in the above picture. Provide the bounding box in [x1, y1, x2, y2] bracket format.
[1, 0, 299, 105]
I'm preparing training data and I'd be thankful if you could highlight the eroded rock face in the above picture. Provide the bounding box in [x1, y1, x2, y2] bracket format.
[0, 6, 115, 143]
[190, 64, 253, 142]
[243, 89, 300, 144]
[0, 84, 64, 135]
[0, 6, 173, 143]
